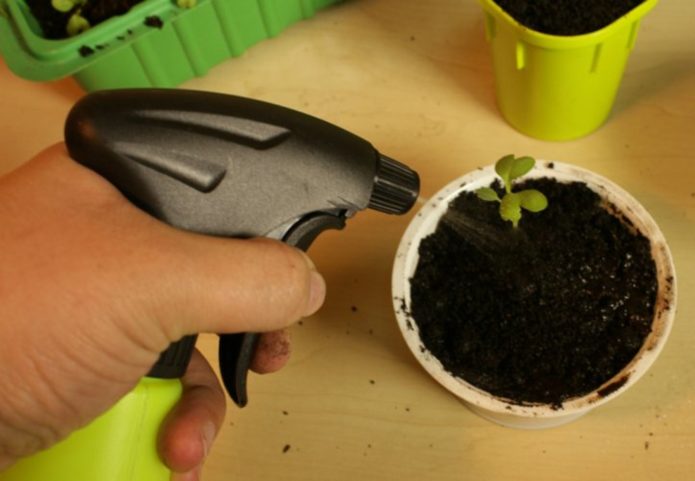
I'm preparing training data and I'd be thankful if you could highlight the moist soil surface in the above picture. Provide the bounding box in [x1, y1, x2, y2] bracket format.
[494, 0, 645, 36]
[409, 178, 657, 405]
[27, 0, 144, 39]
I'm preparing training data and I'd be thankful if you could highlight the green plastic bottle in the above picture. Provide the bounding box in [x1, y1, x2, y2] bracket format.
[0, 378, 182, 481]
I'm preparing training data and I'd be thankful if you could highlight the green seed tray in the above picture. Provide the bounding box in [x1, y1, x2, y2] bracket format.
[0, 0, 342, 90]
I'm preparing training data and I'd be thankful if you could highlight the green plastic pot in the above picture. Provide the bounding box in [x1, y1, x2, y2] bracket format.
[0, 0, 342, 91]
[478, 0, 658, 141]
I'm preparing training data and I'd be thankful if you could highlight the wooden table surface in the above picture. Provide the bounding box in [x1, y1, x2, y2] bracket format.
[1, 1, 694, 479]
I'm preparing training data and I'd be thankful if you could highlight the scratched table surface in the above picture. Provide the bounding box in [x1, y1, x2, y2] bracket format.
[1, 1, 694, 480]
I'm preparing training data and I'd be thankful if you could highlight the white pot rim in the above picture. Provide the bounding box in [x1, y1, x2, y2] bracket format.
[392, 161, 677, 424]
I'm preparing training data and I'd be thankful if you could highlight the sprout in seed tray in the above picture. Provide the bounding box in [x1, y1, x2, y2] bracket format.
[51, 0, 84, 12]
[51, 0, 198, 37]
[476, 155, 548, 228]
[51, 0, 90, 36]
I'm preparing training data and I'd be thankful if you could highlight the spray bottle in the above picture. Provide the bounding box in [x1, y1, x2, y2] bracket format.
[0, 89, 419, 481]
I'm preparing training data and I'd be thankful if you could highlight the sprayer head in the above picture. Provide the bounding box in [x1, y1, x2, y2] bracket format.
[65, 88, 422, 407]
[368, 154, 420, 215]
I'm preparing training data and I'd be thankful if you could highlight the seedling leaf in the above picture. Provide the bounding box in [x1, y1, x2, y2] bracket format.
[494, 154, 515, 191]
[499, 192, 522, 228]
[66, 13, 90, 36]
[476, 187, 500, 202]
[52, 0, 77, 12]
[519, 189, 548, 213]
[509, 156, 535, 181]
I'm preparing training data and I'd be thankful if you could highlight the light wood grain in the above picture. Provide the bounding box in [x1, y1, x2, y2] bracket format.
[1, 0, 694, 479]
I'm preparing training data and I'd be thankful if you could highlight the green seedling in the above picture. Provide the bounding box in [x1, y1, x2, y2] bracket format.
[476, 154, 548, 228]
[51, 0, 85, 13]
[51, 0, 90, 36]
[66, 12, 90, 36]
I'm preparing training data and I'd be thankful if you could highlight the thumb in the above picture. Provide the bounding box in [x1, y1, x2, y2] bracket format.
[152, 234, 326, 340]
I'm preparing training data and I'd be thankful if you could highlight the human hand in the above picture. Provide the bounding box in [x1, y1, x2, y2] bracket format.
[0, 144, 326, 479]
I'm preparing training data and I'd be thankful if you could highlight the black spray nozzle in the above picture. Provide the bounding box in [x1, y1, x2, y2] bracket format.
[369, 154, 420, 215]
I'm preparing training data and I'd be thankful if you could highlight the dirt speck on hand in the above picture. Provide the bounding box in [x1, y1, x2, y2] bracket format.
[283, 444, 291, 453]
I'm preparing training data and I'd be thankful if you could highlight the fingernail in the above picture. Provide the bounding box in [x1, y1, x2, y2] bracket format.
[302, 251, 317, 270]
[201, 422, 216, 458]
[306, 271, 326, 316]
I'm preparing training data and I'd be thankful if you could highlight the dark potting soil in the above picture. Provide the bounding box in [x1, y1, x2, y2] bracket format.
[409, 178, 657, 405]
[26, 0, 144, 39]
[144, 15, 164, 29]
[494, 0, 645, 36]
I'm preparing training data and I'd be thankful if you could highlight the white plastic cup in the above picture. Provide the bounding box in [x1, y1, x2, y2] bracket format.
[392, 161, 677, 429]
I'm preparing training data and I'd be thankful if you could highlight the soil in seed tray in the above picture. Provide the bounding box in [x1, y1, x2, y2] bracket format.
[26, 0, 145, 39]
[494, 0, 645, 36]
[409, 178, 657, 405]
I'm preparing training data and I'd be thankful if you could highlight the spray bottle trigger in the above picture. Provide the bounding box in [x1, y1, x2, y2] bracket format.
[219, 333, 260, 407]
[217, 213, 345, 408]
[283, 213, 346, 251]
